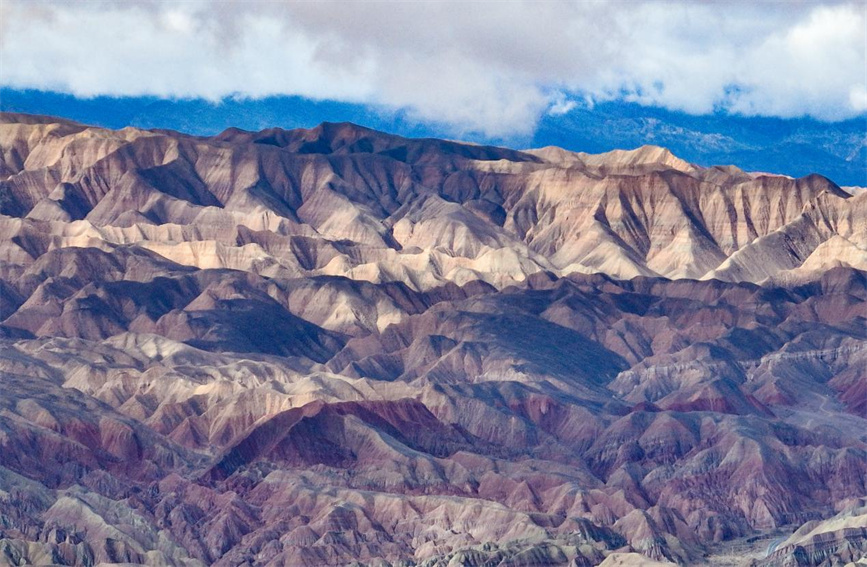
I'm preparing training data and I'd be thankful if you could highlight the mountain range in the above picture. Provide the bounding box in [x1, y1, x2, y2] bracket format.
[3, 89, 866, 187]
[0, 112, 864, 566]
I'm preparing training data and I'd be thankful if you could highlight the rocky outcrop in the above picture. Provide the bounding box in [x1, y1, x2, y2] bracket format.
[757, 503, 867, 567]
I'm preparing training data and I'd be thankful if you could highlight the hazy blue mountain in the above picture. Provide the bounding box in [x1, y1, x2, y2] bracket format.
[534, 102, 867, 186]
[2, 88, 864, 185]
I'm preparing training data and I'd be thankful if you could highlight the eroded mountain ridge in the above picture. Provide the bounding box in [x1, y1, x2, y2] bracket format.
[0, 113, 864, 566]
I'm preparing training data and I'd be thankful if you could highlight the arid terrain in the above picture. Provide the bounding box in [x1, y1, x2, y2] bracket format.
[0, 113, 864, 566]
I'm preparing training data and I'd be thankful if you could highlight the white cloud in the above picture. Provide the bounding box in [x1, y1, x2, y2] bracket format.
[548, 93, 578, 117]
[852, 85, 867, 113]
[0, 0, 864, 137]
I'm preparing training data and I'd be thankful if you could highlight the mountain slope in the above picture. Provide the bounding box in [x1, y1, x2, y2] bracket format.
[0, 114, 864, 566]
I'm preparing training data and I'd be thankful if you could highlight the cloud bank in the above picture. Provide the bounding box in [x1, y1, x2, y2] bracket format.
[1, 0, 865, 137]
